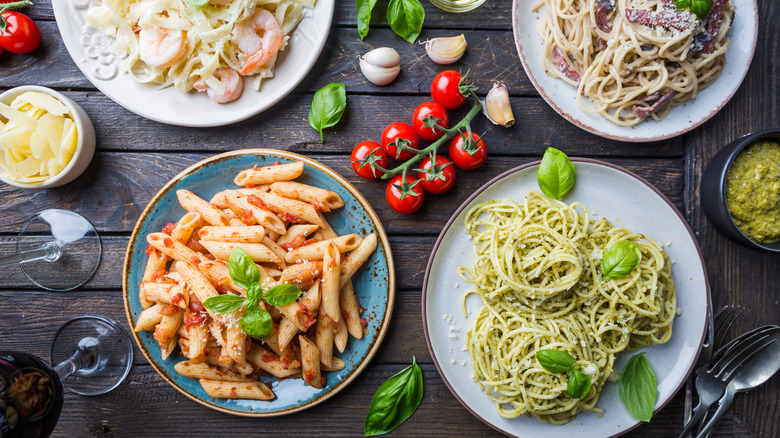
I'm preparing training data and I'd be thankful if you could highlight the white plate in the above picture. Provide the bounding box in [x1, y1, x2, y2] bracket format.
[53, 0, 334, 127]
[511, 0, 758, 142]
[423, 159, 709, 438]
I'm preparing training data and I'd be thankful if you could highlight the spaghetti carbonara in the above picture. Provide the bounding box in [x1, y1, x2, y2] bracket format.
[86, 0, 313, 103]
[459, 192, 675, 424]
[534, 0, 734, 125]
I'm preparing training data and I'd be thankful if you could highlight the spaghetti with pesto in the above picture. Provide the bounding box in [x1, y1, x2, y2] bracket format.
[459, 192, 675, 424]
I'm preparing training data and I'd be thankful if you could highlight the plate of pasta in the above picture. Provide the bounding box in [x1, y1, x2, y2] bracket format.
[512, 0, 757, 142]
[53, 0, 333, 126]
[123, 150, 394, 416]
[422, 159, 709, 437]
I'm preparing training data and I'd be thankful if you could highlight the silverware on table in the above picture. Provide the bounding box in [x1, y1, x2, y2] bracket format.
[683, 306, 745, 430]
[678, 325, 780, 438]
[695, 327, 780, 438]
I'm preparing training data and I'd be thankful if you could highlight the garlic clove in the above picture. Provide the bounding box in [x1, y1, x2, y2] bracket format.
[359, 47, 401, 86]
[484, 82, 515, 128]
[425, 34, 467, 65]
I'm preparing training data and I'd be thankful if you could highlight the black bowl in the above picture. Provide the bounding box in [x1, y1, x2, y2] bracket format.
[701, 128, 780, 254]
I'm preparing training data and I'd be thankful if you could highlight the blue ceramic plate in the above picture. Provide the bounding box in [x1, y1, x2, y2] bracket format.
[123, 150, 395, 416]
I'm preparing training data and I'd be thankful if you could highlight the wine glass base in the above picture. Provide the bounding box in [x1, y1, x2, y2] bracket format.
[17, 209, 102, 291]
[50, 315, 133, 396]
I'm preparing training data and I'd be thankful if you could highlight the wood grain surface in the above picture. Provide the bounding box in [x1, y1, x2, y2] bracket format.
[0, 0, 778, 437]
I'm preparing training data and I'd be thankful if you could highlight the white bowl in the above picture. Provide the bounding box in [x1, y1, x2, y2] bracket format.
[0, 85, 96, 189]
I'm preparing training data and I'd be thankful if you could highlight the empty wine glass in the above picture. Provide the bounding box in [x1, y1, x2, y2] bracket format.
[0, 209, 101, 291]
[1, 315, 133, 437]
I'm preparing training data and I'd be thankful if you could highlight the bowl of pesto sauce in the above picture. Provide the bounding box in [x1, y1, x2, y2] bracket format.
[702, 129, 780, 254]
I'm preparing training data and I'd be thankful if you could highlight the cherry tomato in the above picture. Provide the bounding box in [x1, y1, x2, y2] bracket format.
[381, 122, 419, 161]
[449, 132, 487, 170]
[0, 12, 41, 54]
[412, 101, 449, 141]
[431, 70, 468, 110]
[417, 155, 456, 194]
[351, 141, 387, 179]
[385, 175, 424, 214]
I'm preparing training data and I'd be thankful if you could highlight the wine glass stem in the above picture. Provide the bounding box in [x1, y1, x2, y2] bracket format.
[53, 345, 93, 380]
[0, 241, 61, 266]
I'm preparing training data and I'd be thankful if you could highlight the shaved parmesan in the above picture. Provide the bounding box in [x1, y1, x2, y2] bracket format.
[0, 91, 79, 184]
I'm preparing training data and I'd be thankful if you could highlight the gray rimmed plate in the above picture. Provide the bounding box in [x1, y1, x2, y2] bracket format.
[423, 159, 709, 437]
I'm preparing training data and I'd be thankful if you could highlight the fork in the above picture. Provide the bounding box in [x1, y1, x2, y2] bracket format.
[683, 305, 745, 428]
[678, 325, 779, 438]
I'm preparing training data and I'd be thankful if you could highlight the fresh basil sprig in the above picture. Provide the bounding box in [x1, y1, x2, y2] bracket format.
[308, 83, 347, 143]
[537, 147, 576, 200]
[676, 0, 713, 19]
[619, 353, 657, 422]
[387, 0, 425, 44]
[364, 357, 423, 436]
[202, 247, 302, 340]
[356, 0, 378, 40]
[536, 349, 593, 400]
[601, 241, 642, 280]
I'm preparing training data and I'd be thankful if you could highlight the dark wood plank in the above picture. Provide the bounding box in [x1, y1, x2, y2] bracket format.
[20, 0, 515, 29]
[0, 153, 684, 234]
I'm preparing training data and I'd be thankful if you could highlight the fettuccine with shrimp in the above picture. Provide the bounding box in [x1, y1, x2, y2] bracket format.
[86, 0, 314, 103]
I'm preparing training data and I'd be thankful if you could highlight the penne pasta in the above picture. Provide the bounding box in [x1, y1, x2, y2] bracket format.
[171, 212, 202, 244]
[242, 191, 324, 227]
[140, 282, 188, 309]
[279, 261, 323, 289]
[134, 303, 167, 332]
[298, 335, 322, 389]
[147, 233, 199, 265]
[339, 233, 378, 288]
[334, 315, 348, 354]
[321, 357, 346, 372]
[339, 282, 364, 339]
[174, 261, 220, 314]
[321, 242, 341, 322]
[246, 344, 299, 378]
[316, 314, 334, 367]
[199, 379, 274, 400]
[284, 234, 362, 263]
[275, 224, 320, 248]
[199, 240, 283, 264]
[177, 190, 229, 226]
[270, 181, 344, 212]
[223, 191, 287, 235]
[198, 225, 265, 243]
[277, 318, 298, 352]
[234, 161, 304, 186]
[174, 361, 254, 382]
[186, 319, 209, 360]
[316, 212, 339, 240]
[261, 236, 288, 268]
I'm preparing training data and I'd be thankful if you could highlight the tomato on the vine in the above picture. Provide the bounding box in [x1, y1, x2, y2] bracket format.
[449, 132, 487, 170]
[412, 101, 449, 141]
[417, 155, 455, 194]
[385, 175, 424, 214]
[351, 140, 387, 180]
[381, 122, 419, 161]
[431, 70, 474, 110]
[0, 11, 41, 54]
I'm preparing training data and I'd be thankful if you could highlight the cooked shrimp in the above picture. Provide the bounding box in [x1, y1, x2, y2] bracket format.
[193, 68, 244, 104]
[234, 8, 283, 75]
[139, 27, 187, 69]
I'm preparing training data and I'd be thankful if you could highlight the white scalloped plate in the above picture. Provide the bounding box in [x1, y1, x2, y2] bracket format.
[512, 0, 758, 142]
[53, 0, 333, 127]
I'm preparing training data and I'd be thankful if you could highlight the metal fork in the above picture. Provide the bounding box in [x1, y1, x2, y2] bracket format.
[678, 325, 779, 438]
[683, 305, 745, 428]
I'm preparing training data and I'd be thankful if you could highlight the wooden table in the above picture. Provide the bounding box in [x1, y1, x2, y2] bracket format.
[1, 1, 778, 436]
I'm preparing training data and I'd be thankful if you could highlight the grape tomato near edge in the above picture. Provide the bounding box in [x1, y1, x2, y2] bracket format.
[386, 175, 425, 214]
[449, 132, 487, 170]
[417, 155, 455, 194]
[351, 140, 388, 180]
[381, 122, 420, 161]
[431, 70, 467, 110]
[0, 11, 41, 54]
[412, 101, 449, 141]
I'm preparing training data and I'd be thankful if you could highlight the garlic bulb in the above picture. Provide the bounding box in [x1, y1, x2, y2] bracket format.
[484, 82, 515, 128]
[359, 47, 401, 86]
[425, 35, 467, 64]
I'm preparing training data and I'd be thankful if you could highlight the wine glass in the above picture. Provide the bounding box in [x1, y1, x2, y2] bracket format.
[0, 315, 133, 437]
[0, 209, 102, 291]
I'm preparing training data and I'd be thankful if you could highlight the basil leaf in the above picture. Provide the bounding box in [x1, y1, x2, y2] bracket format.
[202, 294, 245, 314]
[356, 0, 378, 40]
[537, 147, 576, 200]
[536, 349, 578, 374]
[365, 357, 424, 436]
[619, 353, 657, 422]
[263, 284, 303, 306]
[186, 0, 210, 6]
[386, 0, 425, 44]
[601, 241, 642, 280]
[690, 0, 713, 18]
[240, 306, 273, 340]
[567, 371, 591, 399]
[228, 247, 260, 290]
[308, 83, 347, 143]
[245, 283, 263, 305]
